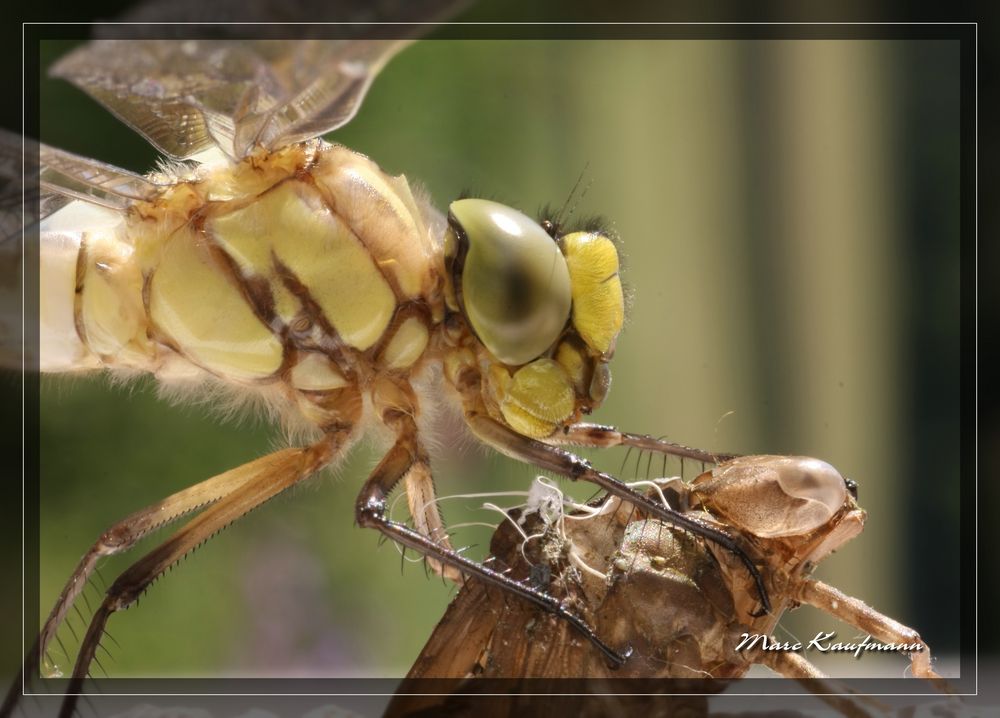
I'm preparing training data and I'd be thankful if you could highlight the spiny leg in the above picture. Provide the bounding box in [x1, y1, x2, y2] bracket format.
[3, 444, 352, 718]
[796, 578, 948, 685]
[546, 422, 738, 465]
[42, 451, 317, 671]
[403, 458, 462, 583]
[466, 412, 771, 616]
[354, 411, 629, 668]
[54, 433, 348, 718]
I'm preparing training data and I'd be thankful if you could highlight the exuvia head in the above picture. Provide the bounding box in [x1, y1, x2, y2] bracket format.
[444, 198, 625, 438]
[693, 456, 861, 539]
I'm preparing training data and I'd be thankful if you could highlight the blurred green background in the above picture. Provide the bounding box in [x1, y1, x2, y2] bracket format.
[35, 38, 961, 680]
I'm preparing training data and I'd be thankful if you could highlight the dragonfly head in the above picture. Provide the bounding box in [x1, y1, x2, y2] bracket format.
[444, 198, 625, 438]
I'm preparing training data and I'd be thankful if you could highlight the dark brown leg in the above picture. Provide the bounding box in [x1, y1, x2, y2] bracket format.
[354, 412, 630, 668]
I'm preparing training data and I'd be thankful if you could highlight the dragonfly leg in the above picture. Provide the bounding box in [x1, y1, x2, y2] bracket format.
[403, 454, 462, 583]
[796, 578, 948, 685]
[3, 430, 351, 718]
[753, 650, 889, 718]
[354, 411, 629, 668]
[34, 443, 348, 683]
[464, 411, 771, 618]
[38, 433, 348, 718]
[546, 422, 737, 464]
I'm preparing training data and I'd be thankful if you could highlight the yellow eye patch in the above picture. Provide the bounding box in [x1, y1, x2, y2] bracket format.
[561, 232, 624, 355]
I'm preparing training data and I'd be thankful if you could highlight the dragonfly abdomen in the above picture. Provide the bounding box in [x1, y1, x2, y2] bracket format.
[43, 141, 448, 427]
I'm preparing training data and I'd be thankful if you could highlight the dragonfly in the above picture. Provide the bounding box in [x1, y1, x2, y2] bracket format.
[395, 456, 948, 716]
[9, 36, 781, 717]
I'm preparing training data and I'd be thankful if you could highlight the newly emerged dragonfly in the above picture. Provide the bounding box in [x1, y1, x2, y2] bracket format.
[12, 33, 961, 718]
[13, 37, 784, 716]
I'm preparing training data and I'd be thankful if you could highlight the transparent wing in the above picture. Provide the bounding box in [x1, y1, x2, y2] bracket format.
[0, 129, 170, 367]
[0, 128, 29, 242]
[0, 130, 76, 233]
[0, 129, 28, 366]
[39, 143, 167, 214]
[50, 39, 406, 161]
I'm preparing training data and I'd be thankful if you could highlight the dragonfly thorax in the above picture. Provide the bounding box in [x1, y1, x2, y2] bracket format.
[43, 140, 449, 430]
[43, 139, 627, 442]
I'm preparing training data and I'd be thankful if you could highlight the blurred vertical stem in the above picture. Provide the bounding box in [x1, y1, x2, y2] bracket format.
[567, 40, 760, 452]
[763, 40, 902, 624]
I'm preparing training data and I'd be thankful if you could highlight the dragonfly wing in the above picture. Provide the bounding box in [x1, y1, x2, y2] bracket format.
[0, 129, 30, 365]
[51, 39, 275, 161]
[50, 38, 406, 161]
[250, 39, 406, 154]
[0, 128, 31, 241]
[39, 143, 166, 214]
[0, 133, 94, 234]
[38, 191, 73, 226]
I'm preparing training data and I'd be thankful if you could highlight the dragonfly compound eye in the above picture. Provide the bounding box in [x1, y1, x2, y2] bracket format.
[448, 198, 571, 366]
